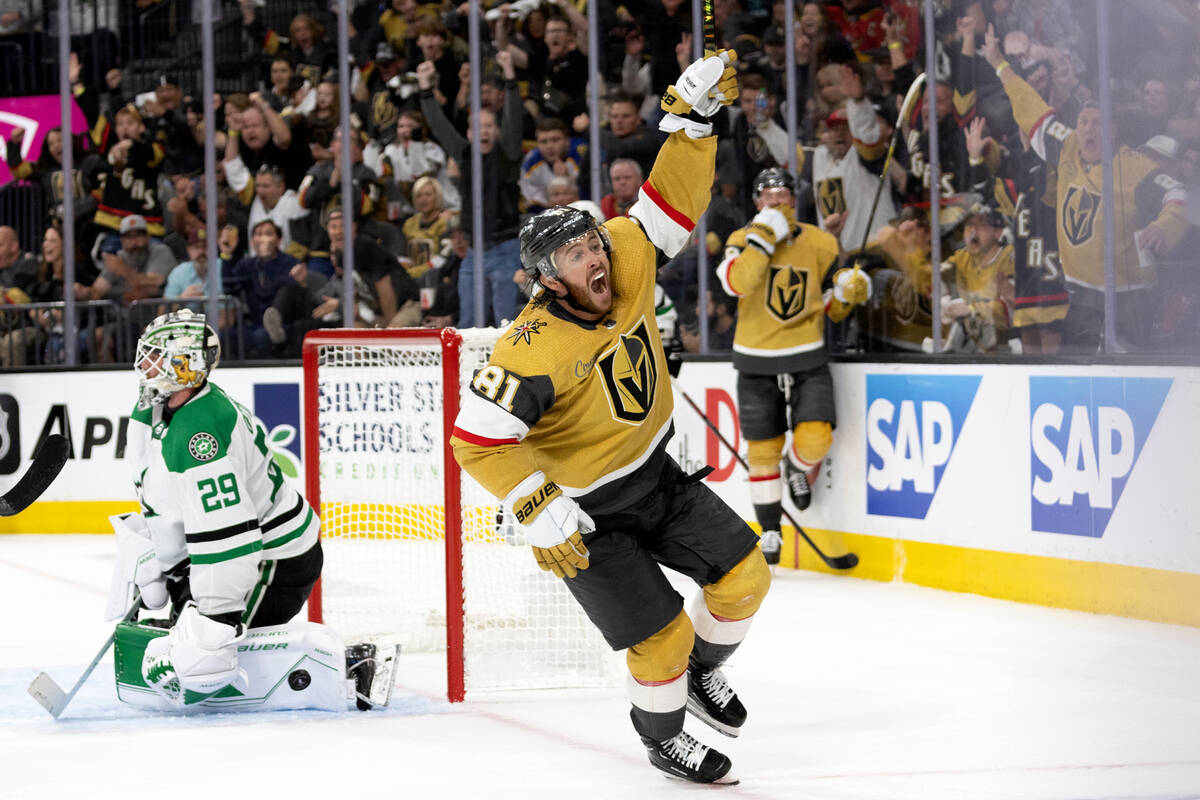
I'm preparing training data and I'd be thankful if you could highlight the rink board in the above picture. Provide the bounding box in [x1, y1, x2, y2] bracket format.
[0, 358, 1196, 626]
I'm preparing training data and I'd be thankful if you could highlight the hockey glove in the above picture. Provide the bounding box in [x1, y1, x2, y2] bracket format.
[745, 207, 791, 255]
[106, 512, 168, 620]
[165, 603, 248, 696]
[660, 49, 738, 118]
[505, 471, 594, 579]
[833, 268, 873, 306]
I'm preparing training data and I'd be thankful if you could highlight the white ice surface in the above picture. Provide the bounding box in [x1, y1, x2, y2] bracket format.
[2, 535, 1199, 799]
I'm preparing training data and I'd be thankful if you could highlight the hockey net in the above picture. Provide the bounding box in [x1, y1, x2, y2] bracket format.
[302, 328, 619, 701]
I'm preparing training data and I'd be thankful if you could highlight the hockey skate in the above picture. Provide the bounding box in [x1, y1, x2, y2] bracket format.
[641, 730, 735, 784]
[346, 641, 401, 710]
[759, 529, 782, 566]
[686, 662, 747, 738]
[783, 458, 813, 510]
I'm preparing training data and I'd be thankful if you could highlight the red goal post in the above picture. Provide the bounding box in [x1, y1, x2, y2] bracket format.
[301, 328, 618, 703]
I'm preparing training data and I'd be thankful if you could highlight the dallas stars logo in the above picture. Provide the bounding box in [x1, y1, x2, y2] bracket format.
[188, 432, 219, 462]
[507, 319, 547, 346]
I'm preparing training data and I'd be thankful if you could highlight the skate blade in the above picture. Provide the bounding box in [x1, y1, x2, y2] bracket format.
[368, 642, 401, 708]
[663, 773, 740, 786]
[685, 697, 742, 738]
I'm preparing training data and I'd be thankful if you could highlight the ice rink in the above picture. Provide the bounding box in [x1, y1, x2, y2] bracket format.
[2, 534, 1199, 799]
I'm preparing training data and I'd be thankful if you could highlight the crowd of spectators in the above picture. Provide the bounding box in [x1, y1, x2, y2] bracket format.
[1, 0, 1199, 365]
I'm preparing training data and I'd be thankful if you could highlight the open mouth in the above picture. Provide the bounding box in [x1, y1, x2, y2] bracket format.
[589, 269, 609, 296]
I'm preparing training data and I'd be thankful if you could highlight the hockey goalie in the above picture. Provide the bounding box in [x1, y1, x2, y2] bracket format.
[106, 309, 395, 713]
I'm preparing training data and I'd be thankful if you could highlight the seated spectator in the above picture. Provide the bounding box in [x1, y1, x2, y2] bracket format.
[164, 228, 222, 300]
[519, 117, 584, 213]
[798, 1, 856, 69]
[4, 123, 97, 255]
[288, 13, 334, 88]
[680, 285, 739, 353]
[601, 158, 642, 220]
[0, 224, 38, 363]
[76, 215, 176, 305]
[857, 207, 936, 353]
[401, 177, 452, 279]
[940, 203, 1014, 354]
[595, 92, 660, 184]
[382, 110, 455, 223]
[225, 219, 312, 357]
[360, 42, 407, 145]
[533, 12, 588, 123]
[307, 79, 339, 159]
[422, 215, 465, 328]
[5, 226, 69, 366]
[549, 175, 581, 207]
[248, 164, 311, 260]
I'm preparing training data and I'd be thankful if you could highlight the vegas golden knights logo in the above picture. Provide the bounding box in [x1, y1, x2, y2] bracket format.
[1061, 185, 1100, 247]
[597, 319, 657, 423]
[372, 91, 398, 133]
[766, 264, 809, 322]
[817, 177, 846, 218]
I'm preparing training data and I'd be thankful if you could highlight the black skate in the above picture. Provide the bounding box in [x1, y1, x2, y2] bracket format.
[345, 643, 377, 711]
[759, 529, 782, 566]
[641, 730, 734, 784]
[686, 664, 747, 738]
[783, 458, 812, 510]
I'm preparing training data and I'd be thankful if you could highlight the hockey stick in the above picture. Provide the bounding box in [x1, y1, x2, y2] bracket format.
[852, 72, 927, 275]
[28, 591, 142, 718]
[702, 0, 717, 54]
[672, 381, 858, 571]
[0, 434, 69, 517]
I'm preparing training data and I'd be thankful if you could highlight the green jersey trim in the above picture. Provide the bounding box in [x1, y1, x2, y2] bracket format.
[191, 540, 263, 565]
[161, 384, 239, 473]
[264, 506, 315, 550]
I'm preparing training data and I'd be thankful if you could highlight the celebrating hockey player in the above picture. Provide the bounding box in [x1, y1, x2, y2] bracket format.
[717, 168, 870, 564]
[450, 50, 767, 785]
[107, 309, 393, 712]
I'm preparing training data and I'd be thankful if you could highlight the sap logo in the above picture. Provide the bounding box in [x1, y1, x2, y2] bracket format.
[0, 394, 18, 475]
[866, 374, 981, 519]
[1030, 376, 1171, 538]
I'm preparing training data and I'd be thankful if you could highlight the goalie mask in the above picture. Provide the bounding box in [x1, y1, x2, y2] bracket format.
[135, 309, 221, 409]
[519, 205, 610, 281]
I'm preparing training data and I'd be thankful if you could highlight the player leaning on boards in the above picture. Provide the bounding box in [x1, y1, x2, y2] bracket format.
[109, 309, 393, 712]
[716, 168, 871, 565]
[451, 51, 765, 785]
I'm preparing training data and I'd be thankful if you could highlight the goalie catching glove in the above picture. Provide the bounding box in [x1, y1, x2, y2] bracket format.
[659, 49, 738, 138]
[833, 268, 873, 306]
[505, 471, 594, 579]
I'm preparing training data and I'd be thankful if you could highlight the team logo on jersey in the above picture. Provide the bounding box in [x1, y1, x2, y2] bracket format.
[0, 394, 18, 475]
[597, 318, 657, 424]
[866, 374, 981, 519]
[817, 177, 846, 218]
[1030, 376, 1171, 538]
[188, 432, 219, 462]
[507, 319, 547, 346]
[766, 264, 809, 321]
[1061, 185, 1100, 246]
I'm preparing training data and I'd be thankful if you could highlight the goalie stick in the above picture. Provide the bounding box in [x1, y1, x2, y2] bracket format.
[0, 433, 69, 517]
[673, 382, 859, 571]
[28, 591, 142, 719]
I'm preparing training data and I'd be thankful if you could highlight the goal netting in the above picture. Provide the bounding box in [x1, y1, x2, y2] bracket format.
[302, 328, 620, 701]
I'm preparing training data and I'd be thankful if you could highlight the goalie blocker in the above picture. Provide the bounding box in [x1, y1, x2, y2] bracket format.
[113, 620, 399, 712]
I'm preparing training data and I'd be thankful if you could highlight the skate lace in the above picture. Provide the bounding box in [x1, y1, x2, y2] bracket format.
[701, 668, 736, 710]
[760, 529, 782, 550]
[786, 464, 809, 493]
[663, 731, 707, 771]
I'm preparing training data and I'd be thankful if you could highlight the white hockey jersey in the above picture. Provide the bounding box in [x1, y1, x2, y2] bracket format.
[813, 97, 898, 251]
[127, 382, 319, 619]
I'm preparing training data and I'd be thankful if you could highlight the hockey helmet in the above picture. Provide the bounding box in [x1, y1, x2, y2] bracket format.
[752, 167, 796, 201]
[134, 309, 221, 409]
[519, 204, 610, 280]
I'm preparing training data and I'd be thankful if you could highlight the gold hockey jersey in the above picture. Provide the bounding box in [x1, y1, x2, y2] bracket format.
[716, 221, 842, 374]
[450, 131, 716, 514]
[944, 245, 1015, 330]
[1004, 75, 1188, 291]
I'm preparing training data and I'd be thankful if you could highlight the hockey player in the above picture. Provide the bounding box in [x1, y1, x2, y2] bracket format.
[450, 50, 765, 785]
[717, 168, 871, 564]
[108, 309, 393, 712]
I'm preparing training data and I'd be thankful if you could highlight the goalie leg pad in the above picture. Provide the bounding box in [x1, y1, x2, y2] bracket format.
[117, 620, 353, 712]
